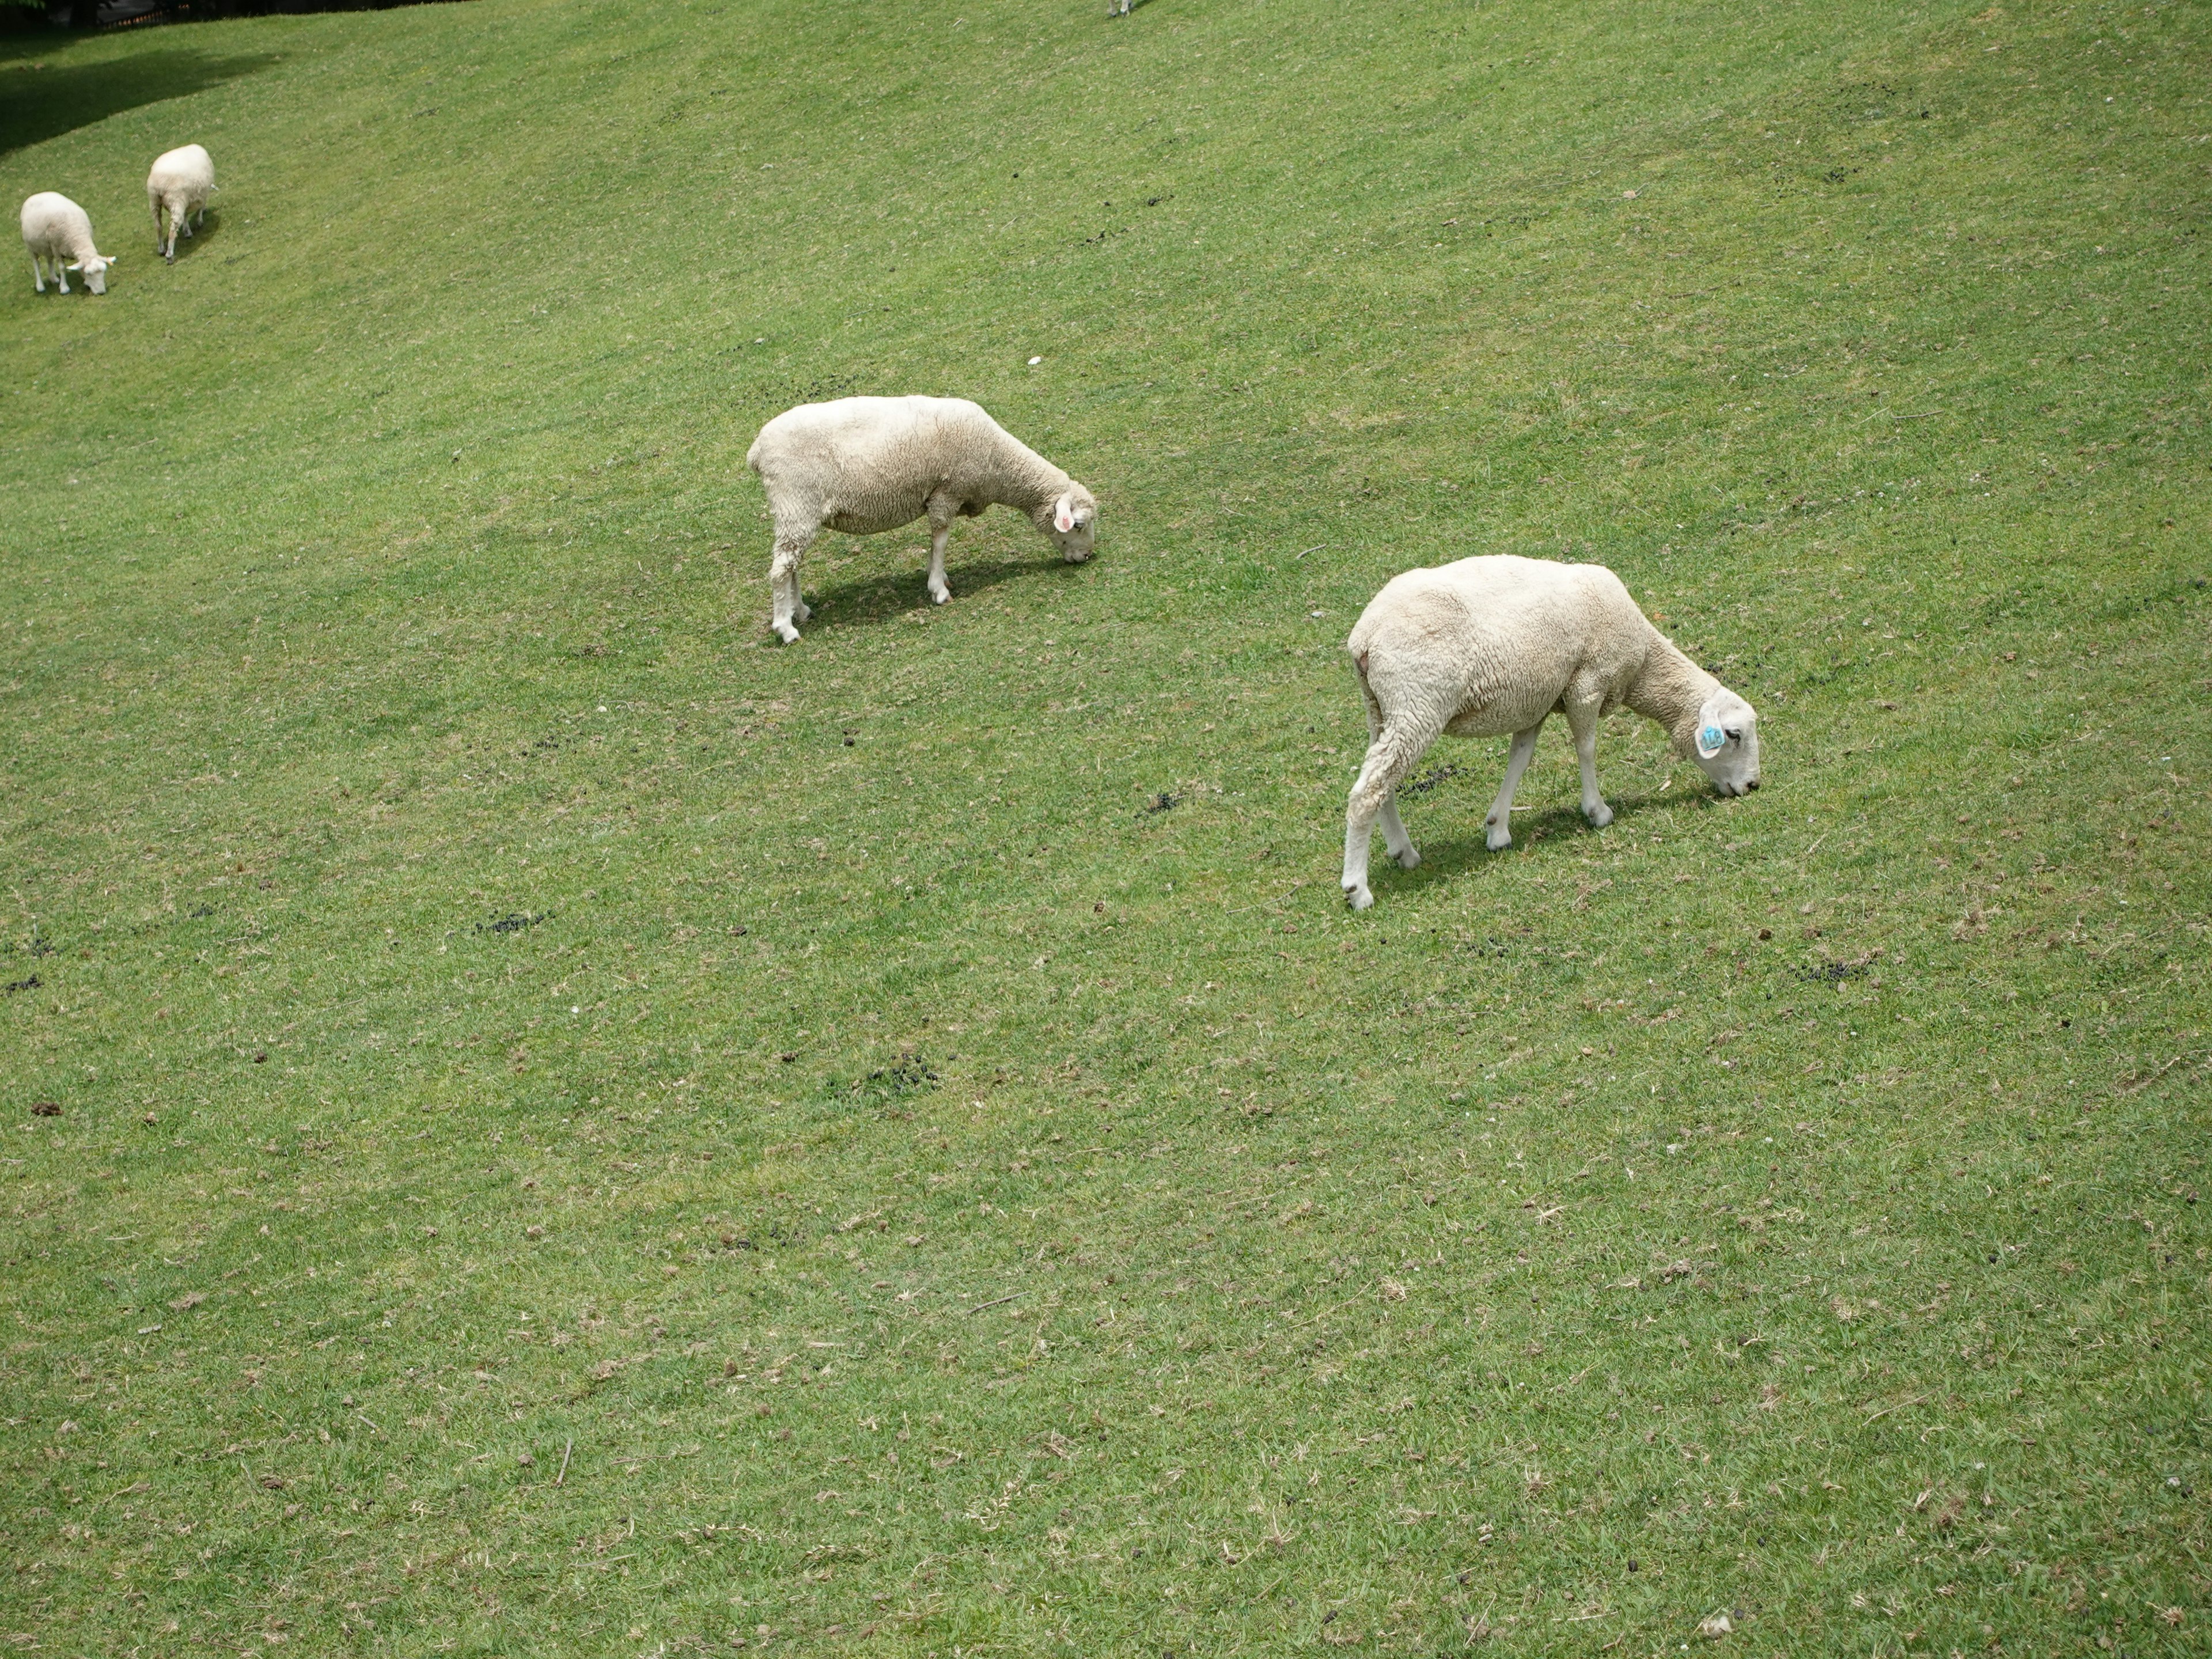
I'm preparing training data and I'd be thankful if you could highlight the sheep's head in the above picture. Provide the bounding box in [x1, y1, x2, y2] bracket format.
[1044, 484, 1097, 562]
[68, 253, 116, 294]
[1692, 687, 1760, 797]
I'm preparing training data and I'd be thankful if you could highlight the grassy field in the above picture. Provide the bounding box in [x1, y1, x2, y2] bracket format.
[2, 0, 2208, 1653]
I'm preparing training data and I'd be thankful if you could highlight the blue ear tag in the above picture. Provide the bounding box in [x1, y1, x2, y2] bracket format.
[1698, 724, 1726, 757]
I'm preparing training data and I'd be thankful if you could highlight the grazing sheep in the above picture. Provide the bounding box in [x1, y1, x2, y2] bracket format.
[745, 395, 1097, 643]
[146, 144, 215, 263]
[20, 192, 116, 295]
[1340, 554, 1762, 910]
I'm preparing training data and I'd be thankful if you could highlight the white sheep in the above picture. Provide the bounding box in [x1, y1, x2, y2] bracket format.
[20, 192, 116, 295]
[745, 395, 1097, 643]
[146, 145, 215, 264]
[1340, 554, 1762, 910]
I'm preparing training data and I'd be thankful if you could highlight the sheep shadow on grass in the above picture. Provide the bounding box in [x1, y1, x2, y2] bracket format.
[1387, 787, 1732, 888]
[161, 206, 222, 263]
[796, 547, 1071, 635]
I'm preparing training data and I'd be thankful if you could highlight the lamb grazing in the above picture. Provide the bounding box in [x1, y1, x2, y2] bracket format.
[745, 395, 1097, 643]
[1340, 554, 1762, 910]
[20, 192, 116, 295]
[146, 144, 215, 263]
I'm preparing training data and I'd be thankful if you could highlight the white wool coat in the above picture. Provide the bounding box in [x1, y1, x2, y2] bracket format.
[745, 395, 1097, 643]
[1339, 555, 1761, 910]
[21, 192, 113, 293]
[147, 145, 215, 260]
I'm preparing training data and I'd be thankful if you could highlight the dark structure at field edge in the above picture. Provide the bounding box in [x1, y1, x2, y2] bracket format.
[10, 0, 470, 30]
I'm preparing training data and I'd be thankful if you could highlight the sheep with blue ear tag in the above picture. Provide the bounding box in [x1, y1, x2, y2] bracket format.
[1339, 554, 1762, 911]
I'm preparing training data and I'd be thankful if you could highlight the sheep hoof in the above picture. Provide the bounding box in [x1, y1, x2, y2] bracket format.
[1486, 827, 1512, 853]
[929, 585, 950, 605]
[1586, 803, 1613, 829]
[773, 623, 801, 645]
[1393, 847, 1421, 871]
[1343, 884, 1374, 912]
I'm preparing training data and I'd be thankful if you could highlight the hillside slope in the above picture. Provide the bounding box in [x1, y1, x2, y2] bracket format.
[1, 1, 2207, 1654]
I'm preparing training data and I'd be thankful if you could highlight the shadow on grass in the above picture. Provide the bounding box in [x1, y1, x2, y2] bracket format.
[1391, 790, 1731, 885]
[0, 43, 280, 156]
[161, 203, 221, 260]
[802, 550, 1071, 634]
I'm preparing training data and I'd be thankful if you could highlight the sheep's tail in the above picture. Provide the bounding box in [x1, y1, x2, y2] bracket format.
[744, 430, 764, 474]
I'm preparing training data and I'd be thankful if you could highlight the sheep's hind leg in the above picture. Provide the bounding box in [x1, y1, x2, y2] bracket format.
[1343, 717, 1438, 910]
[1378, 794, 1418, 870]
[151, 198, 165, 257]
[29, 253, 44, 294]
[1483, 724, 1543, 851]
[1362, 677, 1418, 869]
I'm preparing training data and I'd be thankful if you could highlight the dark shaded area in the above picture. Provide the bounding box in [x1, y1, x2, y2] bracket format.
[802, 551, 1072, 635]
[161, 202, 221, 259]
[0, 41, 278, 153]
[1387, 789, 1721, 892]
[28, 0, 471, 23]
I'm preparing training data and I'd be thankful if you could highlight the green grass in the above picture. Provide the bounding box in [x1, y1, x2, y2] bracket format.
[2, 0, 2208, 1652]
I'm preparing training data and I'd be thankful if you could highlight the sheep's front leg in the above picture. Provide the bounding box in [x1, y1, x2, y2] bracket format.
[924, 495, 956, 605]
[1565, 703, 1612, 829]
[768, 530, 813, 644]
[54, 260, 70, 294]
[1483, 724, 1543, 851]
[1343, 718, 1438, 910]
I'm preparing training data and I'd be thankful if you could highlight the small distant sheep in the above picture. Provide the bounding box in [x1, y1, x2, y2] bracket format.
[20, 192, 116, 295]
[146, 144, 215, 264]
[745, 395, 1098, 643]
[1340, 554, 1762, 910]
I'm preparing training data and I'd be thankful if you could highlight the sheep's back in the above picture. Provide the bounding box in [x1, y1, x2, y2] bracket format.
[751, 396, 1006, 496]
[20, 192, 88, 252]
[148, 145, 215, 198]
[1353, 556, 1647, 736]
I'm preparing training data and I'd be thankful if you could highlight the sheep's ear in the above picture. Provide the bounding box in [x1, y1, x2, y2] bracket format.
[1695, 695, 1728, 758]
[1053, 495, 1076, 533]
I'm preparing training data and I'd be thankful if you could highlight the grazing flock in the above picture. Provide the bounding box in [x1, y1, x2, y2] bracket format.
[741, 392, 1762, 907]
[21, 137, 1764, 909]
[18, 143, 211, 293]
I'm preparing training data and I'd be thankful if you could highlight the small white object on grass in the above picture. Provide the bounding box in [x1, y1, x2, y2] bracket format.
[1028, 355, 1042, 365]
